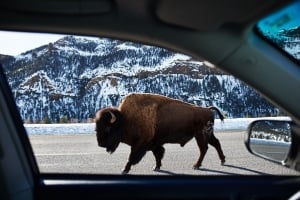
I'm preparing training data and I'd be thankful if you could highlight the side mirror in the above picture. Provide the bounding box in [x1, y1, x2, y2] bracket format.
[245, 120, 292, 164]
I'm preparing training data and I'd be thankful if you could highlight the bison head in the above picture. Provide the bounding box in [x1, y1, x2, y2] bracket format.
[95, 108, 123, 154]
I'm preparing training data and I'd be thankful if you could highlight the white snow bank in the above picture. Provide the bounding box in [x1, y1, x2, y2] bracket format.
[214, 117, 291, 131]
[25, 123, 95, 135]
[24, 117, 291, 135]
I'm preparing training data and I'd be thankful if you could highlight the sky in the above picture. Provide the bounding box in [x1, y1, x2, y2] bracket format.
[0, 31, 65, 56]
[257, 2, 300, 36]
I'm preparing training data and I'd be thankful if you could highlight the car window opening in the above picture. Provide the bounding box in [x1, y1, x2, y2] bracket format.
[0, 30, 297, 176]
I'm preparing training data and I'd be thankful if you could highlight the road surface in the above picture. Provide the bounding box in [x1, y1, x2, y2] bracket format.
[29, 130, 299, 175]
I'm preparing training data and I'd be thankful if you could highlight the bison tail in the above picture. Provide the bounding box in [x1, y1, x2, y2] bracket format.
[208, 106, 225, 122]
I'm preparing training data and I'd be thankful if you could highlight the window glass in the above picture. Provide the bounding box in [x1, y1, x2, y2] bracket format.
[0, 31, 297, 175]
[256, 1, 300, 62]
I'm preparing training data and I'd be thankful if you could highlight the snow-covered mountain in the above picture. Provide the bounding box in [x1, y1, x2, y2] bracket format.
[1, 35, 278, 123]
[280, 26, 300, 60]
[260, 25, 300, 61]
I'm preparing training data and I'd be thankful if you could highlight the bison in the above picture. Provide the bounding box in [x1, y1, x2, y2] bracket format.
[95, 93, 225, 174]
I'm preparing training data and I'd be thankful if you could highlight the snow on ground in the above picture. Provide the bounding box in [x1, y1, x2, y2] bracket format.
[24, 117, 291, 135]
[250, 138, 291, 146]
[25, 123, 94, 135]
[214, 116, 291, 131]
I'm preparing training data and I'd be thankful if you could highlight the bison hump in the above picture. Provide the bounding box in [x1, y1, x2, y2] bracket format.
[119, 94, 160, 140]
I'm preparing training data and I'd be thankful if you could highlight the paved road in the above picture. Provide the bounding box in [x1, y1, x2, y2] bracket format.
[29, 130, 299, 175]
[250, 142, 290, 161]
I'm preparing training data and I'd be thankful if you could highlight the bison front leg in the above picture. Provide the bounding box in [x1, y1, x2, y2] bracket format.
[122, 146, 147, 174]
[151, 146, 165, 171]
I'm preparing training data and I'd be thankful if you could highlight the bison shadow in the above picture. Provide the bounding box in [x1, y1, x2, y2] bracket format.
[196, 164, 270, 175]
[153, 164, 270, 176]
[154, 169, 180, 175]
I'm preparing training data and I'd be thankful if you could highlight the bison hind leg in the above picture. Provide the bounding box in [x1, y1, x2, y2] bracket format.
[152, 146, 165, 171]
[208, 133, 226, 165]
[193, 145, 208, 170]
[193, 134, 209, 169]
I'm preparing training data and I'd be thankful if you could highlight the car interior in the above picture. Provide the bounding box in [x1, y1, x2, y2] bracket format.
[0, 0, 300, 199]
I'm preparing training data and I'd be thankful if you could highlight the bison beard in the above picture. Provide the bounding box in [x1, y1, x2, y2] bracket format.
[95, 93, 226, 174]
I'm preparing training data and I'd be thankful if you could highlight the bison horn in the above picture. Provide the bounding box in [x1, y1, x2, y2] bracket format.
[108, 110, 117, 124]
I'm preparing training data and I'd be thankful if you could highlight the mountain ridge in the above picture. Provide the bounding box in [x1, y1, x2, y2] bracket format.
[0, 35, 279, 123]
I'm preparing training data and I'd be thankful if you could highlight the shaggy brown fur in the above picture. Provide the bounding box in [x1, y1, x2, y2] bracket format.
[95, 93, 225, 174]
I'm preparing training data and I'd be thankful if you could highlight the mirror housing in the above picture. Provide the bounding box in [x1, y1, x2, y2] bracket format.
[245, 119, 300, 172]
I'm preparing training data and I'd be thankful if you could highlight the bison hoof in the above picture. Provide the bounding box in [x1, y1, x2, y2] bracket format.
[121, 169, 129, 175]
[153, 166, 161, 171]
[192, 165, 201, 170]
[221, 160, 226, 166]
